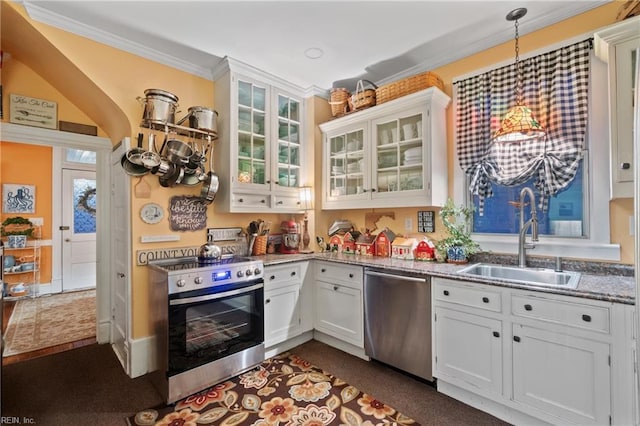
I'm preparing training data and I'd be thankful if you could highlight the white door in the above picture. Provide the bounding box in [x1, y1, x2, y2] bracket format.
[110, 141, 130, 372]
[62, 169, 97, 291]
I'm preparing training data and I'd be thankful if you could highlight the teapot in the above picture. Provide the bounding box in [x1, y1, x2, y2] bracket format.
[198, 235, 222, 263]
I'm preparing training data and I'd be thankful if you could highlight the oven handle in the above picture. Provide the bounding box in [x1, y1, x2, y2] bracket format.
[169, 282, 264, 306]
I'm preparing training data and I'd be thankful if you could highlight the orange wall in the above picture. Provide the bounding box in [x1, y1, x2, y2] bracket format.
[0, 142, 53, 284]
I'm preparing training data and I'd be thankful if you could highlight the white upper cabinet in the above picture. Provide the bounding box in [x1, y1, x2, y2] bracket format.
[319, 87, 450, 210]
[213, 58, 306, 212]
[595, 16, 640, 199]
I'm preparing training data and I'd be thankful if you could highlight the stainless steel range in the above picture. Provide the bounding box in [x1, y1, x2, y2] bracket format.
[148, 255, 265, 403]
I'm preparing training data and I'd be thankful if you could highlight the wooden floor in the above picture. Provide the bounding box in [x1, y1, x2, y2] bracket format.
[2, 299, 96, 366]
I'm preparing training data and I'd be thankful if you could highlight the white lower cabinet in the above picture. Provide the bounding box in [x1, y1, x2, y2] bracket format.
[264, 283, 300, 347]
[511, 323, 611, 424]
[263, 261, 311, 348]
[433, 277, 634, 426]
[434, 307, 502, 396]
[314, 261, 364, 348]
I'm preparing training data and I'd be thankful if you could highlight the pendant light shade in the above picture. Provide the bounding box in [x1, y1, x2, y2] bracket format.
[493, 105, 545, 142]
[492, 8, 546, 143]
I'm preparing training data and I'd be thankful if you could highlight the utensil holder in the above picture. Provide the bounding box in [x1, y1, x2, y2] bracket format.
[252, 235, 268, 255]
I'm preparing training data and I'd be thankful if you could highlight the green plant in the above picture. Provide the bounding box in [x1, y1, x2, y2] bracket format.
[436, 199, 481, 257]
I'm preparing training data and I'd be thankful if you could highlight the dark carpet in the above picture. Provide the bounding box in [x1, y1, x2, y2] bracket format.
[2, 340, 509, 425]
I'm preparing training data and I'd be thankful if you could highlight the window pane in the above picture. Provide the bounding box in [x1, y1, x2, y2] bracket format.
[74, 178, 97, 233]
[65, 149, 96, 164]
[472, 161, 584, 237]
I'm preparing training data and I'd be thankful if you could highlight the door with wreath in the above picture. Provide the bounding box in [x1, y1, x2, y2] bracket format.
[62, 169, 97, 291]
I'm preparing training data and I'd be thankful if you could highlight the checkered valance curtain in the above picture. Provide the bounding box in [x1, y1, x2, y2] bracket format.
[454, 39, 592, 214]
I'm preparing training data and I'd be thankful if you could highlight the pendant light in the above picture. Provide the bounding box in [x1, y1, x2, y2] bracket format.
[492, 8, 546, 143]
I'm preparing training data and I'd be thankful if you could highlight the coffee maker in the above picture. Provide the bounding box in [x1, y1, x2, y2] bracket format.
[280, 220, 300, 254]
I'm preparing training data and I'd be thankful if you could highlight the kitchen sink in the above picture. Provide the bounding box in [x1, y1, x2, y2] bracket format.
[457, 263, 581, 289]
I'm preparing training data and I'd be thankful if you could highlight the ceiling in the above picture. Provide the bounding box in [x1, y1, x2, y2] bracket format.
[22, 1, 609, 92]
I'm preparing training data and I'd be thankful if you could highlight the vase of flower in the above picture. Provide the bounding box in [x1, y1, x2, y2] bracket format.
[436, 199, 481, 264]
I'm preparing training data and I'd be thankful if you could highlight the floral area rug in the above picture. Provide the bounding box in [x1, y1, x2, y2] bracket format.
[3, 289, 95, 357]
[129, 351, 419, 425]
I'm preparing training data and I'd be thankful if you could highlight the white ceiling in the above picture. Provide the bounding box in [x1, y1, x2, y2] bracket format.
[22, 0, 608, 92]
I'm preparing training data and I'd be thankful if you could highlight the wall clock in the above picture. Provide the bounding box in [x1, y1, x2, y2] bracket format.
[140, 203, 164, 224]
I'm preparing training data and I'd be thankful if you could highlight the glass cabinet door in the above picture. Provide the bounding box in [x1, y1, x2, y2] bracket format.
[374, 113, 424, 195]
[237, 80, 267, 185]
[328, 128, 365, 198]
[276, 95, 301, 188]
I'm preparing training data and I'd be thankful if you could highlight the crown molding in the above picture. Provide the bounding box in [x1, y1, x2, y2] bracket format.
[1, 122, 111, 150]
[23, 2, 214, 81]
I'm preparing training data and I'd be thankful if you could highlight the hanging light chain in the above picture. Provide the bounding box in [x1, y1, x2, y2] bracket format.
[514, 17, 523, 106]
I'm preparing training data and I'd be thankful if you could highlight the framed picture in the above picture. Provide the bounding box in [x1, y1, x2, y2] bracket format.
[2, 184, 36, 214]
[9, 94, 57, 130]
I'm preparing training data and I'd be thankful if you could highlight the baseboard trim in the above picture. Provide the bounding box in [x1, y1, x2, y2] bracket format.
[265, 331, 314, 359]
[128, 334, 157, 378]
[437, 381, 549, 426]
[313, 331, 369, 361]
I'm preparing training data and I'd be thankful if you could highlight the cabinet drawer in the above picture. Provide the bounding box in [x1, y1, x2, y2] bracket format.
[434, 278, 502, 313]
[315, 261, 362, 289]
[272, 194, 302, 211]
[511, 294, 610, 334]
[265, 263, 302, 290]
[231, 193, 270, 209]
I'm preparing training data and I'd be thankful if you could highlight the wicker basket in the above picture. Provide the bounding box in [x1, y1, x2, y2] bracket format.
[328, 88, 351, 117]
[252, 235, 268, 256]
[375, 71, 444, 105]
[350, 80, 377, 112]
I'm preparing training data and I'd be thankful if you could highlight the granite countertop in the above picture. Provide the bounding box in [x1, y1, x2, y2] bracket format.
[258, 252, 635, 305]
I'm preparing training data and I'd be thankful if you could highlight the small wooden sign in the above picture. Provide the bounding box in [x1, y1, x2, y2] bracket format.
[418, 210, 435, 233]
[169, 196, 207, 232]
[9, 94, 57, 130]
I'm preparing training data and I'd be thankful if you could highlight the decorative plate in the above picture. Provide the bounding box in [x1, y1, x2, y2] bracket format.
[140, 203, 164, 224]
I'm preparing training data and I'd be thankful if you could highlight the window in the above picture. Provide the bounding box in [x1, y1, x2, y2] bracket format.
[453, 38, 620, 261]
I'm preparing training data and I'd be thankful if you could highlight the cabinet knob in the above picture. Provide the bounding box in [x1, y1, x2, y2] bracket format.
[266, 180, 271, 184]
[443, 290, 449, 296]
[117, 273, 125, 278]
[482, 297, 489, 303]
[321, 268, 326, 273]
[513, 336, 521, 342]
[371, 188, 377, 192]
[524, 304, 533, 311]
[349, 273, 354, 278]
[333, 285, 338, 291]
[238, 198, 244, 203]
[620, 162, 631, 170]
[265, 298, 271, 304]
[261, 199, 266, 203]
[493, 331, 500, 338]
[277, 201, 283, 205]
[270, 275, 276, 280]
[582, 314, 592, 322]
[291, 271, 296, 276]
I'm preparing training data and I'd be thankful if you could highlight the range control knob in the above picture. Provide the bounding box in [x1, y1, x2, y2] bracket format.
[246, 269, 253, 276]
[237, 270, 245, 278]
[194, 276, 204, 285]
[176, 279, 186, 287]
[254, 268, 262, 276]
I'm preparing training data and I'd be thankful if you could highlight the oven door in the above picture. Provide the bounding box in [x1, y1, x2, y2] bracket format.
[167, 279, 264, 376]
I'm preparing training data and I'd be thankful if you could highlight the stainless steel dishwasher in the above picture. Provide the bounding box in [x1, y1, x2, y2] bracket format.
[364, 268, 432, 381]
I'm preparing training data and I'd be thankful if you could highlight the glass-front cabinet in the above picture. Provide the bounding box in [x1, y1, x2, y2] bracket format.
[320, 87, 450, 209]
[213, 58, 305, 212]
[595, 17, 640, 199]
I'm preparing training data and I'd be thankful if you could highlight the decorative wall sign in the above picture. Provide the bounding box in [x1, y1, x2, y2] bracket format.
[169, 196, 207, 232]
[418, 210, 435, 233]
[2, 184, 36, 214]
[9, 94, 57, 130]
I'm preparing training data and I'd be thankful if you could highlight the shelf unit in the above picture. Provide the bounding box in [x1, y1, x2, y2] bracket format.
[3, 225, 41, 300]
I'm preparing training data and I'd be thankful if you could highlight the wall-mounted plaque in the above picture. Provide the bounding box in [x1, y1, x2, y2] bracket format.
[9, 94, 57, 130]
[169, 196, 207, 232]
[418, 210, 435, 233]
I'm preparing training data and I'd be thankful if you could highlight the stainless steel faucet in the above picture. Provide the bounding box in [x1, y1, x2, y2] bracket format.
[518, 187, 539, 267]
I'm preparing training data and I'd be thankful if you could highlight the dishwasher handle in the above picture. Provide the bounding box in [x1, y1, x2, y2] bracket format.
[365, 269, 426, 283]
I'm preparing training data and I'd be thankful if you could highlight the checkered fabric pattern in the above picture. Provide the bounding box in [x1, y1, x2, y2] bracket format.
[454, 39, 592, 214]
